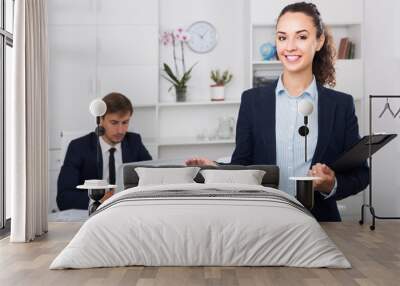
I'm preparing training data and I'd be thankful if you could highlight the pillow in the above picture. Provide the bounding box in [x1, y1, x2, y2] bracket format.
[135, 167, 200, 186]
[200, 169, 266, 185]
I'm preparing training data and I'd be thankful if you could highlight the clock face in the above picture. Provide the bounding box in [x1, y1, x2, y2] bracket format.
[186, 21, 217, 53]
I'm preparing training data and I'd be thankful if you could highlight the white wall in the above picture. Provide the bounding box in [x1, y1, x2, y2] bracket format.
[251, 0, 363, 25]
[159, 0, 250, 102]
[364, 0, 400, 217]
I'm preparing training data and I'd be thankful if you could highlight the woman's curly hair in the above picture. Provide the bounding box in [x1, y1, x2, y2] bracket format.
[277, 2, 336, 87]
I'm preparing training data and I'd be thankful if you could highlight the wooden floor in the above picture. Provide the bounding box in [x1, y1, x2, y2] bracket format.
[0, 221, 399, 286]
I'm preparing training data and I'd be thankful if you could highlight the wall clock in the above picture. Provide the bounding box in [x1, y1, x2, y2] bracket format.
[186, 21, 218, 53]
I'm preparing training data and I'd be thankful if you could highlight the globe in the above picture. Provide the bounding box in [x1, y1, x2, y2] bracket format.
[259, 42, 276, 61]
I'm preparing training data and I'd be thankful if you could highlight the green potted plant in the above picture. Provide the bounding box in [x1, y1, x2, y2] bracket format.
[210, 69, 233, 101]
[160, 28, 196, 102]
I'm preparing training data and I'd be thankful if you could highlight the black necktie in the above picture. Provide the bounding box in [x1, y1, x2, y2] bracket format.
[109, 147, 116, 184]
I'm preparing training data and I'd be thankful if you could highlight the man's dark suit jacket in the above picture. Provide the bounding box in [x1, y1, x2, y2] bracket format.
[231, 81, 369, 222]
[57, 132, 152, 210]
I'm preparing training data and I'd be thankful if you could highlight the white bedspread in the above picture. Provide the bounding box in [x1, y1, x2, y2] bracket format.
[50, 183, 351, 269]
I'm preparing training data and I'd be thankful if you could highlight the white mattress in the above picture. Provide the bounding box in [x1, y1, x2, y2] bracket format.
[50, 183, 351, 269]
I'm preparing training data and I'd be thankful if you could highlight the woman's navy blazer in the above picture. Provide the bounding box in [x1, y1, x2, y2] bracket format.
[231, 81, 369, 221]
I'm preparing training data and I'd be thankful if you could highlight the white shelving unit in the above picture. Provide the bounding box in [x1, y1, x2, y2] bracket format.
[156, 0, 251, 161]
[155, 100, 239, 160]
[252, 60, 281, 65]
[158, 137, 235, 147]
[158, 100, 240, 108]
[155, 100, 239, 159]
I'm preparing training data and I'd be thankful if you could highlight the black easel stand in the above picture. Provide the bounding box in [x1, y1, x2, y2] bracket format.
[359, 95, 400, 230]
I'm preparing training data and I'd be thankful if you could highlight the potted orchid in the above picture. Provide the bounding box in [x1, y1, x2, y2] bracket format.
[210, 69, 233, 101]
[160, 28, 196, 102]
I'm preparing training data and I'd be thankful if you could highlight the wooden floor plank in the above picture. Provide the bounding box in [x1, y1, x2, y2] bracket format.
[0, 221, 399, 286]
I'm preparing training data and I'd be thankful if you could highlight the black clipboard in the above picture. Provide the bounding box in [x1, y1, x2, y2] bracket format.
[331, 134, 397, 172]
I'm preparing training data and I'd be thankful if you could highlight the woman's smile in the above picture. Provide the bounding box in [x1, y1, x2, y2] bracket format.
[285, 55, 302, 62]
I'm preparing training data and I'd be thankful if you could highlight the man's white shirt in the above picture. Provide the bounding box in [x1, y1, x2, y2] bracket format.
[99, 136, 122, 184]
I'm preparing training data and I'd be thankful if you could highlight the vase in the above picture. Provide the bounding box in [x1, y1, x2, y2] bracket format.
[175, 86, 187, 102]
[210, 85, 225, 101]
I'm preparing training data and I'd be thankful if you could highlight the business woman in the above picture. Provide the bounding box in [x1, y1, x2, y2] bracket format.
[187, 2, 369, 221]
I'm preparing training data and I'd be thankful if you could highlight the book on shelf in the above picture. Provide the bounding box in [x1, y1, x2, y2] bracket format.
[338, 37, 349, 59]
[337, 37, 356, 59]
[348, 42, 356, 59]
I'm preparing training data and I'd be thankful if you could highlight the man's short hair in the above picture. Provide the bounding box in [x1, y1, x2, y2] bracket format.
[102, 92, 133, 116]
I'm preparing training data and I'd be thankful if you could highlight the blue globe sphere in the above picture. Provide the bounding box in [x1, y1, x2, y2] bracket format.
[259, 42, 276, 61]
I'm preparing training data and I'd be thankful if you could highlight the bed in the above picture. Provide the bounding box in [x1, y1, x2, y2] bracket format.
[50, 164, 350, 269]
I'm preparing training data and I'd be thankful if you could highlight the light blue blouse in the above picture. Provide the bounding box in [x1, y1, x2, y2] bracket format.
[275, 75, 336, 198]
[275, 75, 318, 196]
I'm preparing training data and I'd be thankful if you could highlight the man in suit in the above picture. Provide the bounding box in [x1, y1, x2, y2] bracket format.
[57, 92, 152, 210]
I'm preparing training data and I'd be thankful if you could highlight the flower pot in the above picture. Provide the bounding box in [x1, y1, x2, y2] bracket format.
[175, 86, 187, 102]
[210, 85, 225, 101]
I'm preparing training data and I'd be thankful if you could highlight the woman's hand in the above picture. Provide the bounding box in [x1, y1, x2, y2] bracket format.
[185, 157, 218, 167]
[309, 163, 336, 193]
